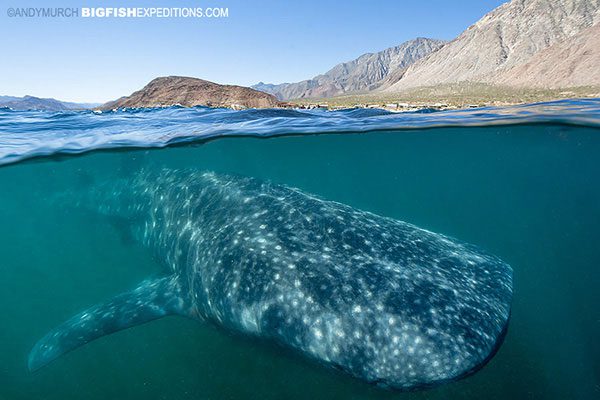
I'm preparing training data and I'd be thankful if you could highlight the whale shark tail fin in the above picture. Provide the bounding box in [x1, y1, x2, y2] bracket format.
[28, 275, 186, 371]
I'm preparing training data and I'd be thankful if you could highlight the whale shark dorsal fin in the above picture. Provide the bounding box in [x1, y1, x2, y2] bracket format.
[28, 276, 185, 371]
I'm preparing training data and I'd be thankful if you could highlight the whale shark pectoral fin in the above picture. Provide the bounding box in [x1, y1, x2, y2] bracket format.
[28, 275, 185, 371]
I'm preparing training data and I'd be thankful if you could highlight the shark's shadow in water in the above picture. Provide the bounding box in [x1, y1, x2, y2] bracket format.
[28, 169, 513, 390]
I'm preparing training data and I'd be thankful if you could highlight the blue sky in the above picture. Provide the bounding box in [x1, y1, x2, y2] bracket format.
[0, 0, 506, 102]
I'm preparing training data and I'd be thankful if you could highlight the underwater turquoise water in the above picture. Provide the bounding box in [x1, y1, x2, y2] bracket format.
[0, 101, 599, 399]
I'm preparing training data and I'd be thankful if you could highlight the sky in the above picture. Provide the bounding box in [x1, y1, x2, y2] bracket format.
[0, 0, 506, 103]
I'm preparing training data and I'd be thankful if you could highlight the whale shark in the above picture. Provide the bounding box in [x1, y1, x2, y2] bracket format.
[29, 169, 512, 390]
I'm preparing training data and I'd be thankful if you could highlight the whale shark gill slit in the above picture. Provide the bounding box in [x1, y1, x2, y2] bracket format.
[28, 275, 186, 371]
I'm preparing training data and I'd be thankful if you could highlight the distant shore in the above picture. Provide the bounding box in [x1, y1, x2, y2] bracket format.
[92, 82, 600, 114]
[288, 83, 600, 112]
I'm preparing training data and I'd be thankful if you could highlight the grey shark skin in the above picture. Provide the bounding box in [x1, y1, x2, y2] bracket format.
[29, 169, 512, 390]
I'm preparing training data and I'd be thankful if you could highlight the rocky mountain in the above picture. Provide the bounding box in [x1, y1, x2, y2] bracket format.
[0, 95, 99, 111]
[490, 22, 600, 88]
[100, 76, 282, 110]
[253, 37, 446, 100]
[384, 0, 600, 92]
[252, 82, 283, 96]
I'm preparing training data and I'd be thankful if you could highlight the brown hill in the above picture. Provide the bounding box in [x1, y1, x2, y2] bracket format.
[100, 76, 282, 110]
